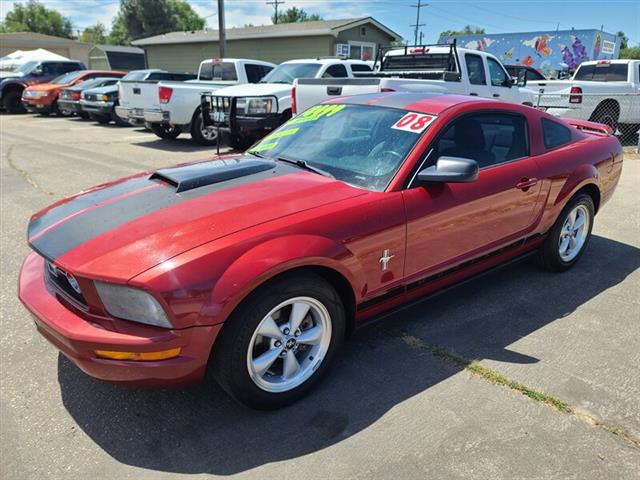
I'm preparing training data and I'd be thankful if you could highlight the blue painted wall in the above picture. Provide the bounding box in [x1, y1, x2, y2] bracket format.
[439, 29, 620, 78]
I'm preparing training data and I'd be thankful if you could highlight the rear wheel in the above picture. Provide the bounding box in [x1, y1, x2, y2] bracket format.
[537, 193, 594, 271]
[190, 113, 218, 146]
[2, 90, 26, 114]
[590, 101, 619, 132]
[210, 272, 345, 410]
[150, 123, 181, 140]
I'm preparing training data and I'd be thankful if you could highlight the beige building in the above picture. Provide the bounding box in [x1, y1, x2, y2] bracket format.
[132, 17, 401, 73]
[0, 32, 93, 65]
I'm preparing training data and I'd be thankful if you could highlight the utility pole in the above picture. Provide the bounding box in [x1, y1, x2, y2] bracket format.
[267, 0, 285, 24]
[218, 0, 226, 58]
[410, 0, 427, 46]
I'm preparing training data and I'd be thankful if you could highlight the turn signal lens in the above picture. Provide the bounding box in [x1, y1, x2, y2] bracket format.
[95, 347, 181, 361]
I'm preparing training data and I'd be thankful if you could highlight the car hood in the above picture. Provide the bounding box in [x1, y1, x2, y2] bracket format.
[27, 83, 65, 92]
[214, 82, 290, 98]
[28, 155, 366, 281]
[0, 72, 23, 81]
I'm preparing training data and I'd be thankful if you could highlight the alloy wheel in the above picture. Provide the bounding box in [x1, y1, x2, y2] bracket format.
[558, 204, 590, 262]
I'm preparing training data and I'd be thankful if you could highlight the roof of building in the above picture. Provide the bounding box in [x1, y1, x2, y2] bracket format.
[131, 17, 401, 46]
[0, 32, 93, 47]
[91, 45, 145, 54]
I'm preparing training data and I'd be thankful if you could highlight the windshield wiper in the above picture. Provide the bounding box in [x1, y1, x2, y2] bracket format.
[276, 156, 334, 179]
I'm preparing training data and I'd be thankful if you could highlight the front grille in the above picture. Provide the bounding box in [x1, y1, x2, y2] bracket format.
[84, 93, 96, 102]
[61, 91, 71, 99]
[45, 260, 87, 306]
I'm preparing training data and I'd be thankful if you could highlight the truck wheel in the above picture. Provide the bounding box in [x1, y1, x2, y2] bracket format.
[190, 114, 218, 146]
[210, 271, 345, 410]
[590, 101, 619, 132]
[150, 123, 181, 140]
[536, 193, 594, 272]
[93, 114, 111, 125]
[2, 90, 26, 114]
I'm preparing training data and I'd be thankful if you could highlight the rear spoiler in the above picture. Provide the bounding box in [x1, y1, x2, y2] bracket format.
[563, 118, 613, 135]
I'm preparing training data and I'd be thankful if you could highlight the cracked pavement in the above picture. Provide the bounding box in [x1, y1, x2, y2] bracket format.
[1, 113, 639, 479]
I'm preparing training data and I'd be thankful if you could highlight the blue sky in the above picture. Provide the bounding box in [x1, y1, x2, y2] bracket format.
[1, 0, 638, 46]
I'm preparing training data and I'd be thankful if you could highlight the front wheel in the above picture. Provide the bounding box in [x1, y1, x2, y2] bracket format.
[150, 123, 181, 140]
[190, 113, 218, 146]
[537, 193, 594, 271]
[210, 272, 345, 410]
[2, 91, 26, 114]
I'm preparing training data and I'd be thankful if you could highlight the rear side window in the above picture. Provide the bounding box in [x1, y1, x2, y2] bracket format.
[433, 113, 528, 168]
[542, 118, 572, 149]
[465, 54, 486, 85]
[350, 64, 372, 72]
[323, 64, 349, 78]
[245, 64, 267, 83]
[199, 62, 238, 81]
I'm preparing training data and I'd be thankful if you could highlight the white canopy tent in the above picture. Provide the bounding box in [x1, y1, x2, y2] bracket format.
[0, 48, 70, 71]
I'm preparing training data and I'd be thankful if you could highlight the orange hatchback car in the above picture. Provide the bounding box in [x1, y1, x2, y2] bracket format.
[22, 70, 126, 115]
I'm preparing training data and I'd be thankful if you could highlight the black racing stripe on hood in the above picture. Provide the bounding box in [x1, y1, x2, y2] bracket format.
[29, 159, 299, 260]
[28, 176, 151, 239]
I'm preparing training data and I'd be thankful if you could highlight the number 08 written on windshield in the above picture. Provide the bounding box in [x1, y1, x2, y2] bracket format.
[391, 112, 437, 133]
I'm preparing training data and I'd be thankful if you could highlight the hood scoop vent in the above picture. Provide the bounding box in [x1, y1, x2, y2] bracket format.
[150, 158, 276, 193]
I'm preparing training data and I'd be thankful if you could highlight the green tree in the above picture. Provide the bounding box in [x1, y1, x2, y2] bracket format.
[619, 46, 640, 59]
[440, 25, 486, 38]
[616, 31, 628, 50]
[272, 7, 323, 24]
[0, 0, 74, 38]
[80, 23, 107, 44]
[112, 0, 205, 43]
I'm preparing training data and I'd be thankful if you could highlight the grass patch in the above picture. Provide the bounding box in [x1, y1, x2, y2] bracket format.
[386, 328, 639, 449]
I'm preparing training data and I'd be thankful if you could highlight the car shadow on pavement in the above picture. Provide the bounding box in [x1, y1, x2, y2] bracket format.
[58, 234, 640, 475]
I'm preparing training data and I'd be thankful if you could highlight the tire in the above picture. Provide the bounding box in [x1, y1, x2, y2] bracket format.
[150, 123, 182, 140]
[190, 113, 218, 146]
[2, 90, 26, 114]
[94, 115, 111, 125]
[210, 271, 345, 410]
[52, 101, 66, 117]
[536, 193, 595, 272]
[590, 102, 619, 132]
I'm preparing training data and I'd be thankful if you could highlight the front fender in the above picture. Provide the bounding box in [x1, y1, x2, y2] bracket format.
[207, 234, 362, 322]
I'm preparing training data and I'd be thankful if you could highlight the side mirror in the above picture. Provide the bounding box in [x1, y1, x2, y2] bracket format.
[417, 157, 479, 183]
[516, 69, 527, 87]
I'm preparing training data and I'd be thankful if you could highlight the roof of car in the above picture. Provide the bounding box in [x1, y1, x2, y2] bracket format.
[283, 58, 371, 65]
[325, 92, 494, 115]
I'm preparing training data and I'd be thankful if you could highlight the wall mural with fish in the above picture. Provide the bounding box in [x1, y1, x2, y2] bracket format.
[439, 29, 620, 78]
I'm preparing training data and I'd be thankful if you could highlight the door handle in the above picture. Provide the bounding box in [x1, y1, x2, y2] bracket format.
[469, 92, 478, 96]
[516, 178, 538, 191]
[493, 93, 500, 98]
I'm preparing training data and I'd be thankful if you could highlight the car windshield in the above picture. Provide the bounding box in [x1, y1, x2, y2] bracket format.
[248, 104, 435, 191]
[75, 78, 107, 89]
[15, 61, 39, 74]
[51, 70, 84, 84]
[260, 63, 321, 84]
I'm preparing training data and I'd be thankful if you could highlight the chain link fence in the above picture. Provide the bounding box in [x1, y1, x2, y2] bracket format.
[534, 91, 640, 147]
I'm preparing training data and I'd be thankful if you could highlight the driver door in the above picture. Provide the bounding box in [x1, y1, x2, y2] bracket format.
[402, 111, 541, 279]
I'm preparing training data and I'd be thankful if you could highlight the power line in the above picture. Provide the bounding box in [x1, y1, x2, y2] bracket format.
[410, 0, 427, 45]
[266, 0, 285, 24]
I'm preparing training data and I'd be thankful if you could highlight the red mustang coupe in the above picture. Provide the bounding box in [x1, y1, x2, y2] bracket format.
[19, 93, 623, 409]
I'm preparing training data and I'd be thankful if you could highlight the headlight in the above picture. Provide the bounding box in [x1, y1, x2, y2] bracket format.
[25, 90, 48, 98]
[246, 97, 274, 114]
[94, 281, 172, 328]
[101, 94, 110, 102]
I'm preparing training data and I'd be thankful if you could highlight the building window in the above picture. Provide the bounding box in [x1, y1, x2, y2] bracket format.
[348, 41, 376, 61]
[360, 26, 367, 37]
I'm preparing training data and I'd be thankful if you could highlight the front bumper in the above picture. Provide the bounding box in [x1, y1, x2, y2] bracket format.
[58, 100, 83, 114]
[115, 106, 145, 125]
[22, 97, 54, 113]
[80, 99, 114, 116]
[201, 94, 282, 138]
[18, 252, 222, 387]
[143, 108, 170, 124]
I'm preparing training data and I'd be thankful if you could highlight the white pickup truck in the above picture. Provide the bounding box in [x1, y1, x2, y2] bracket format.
[293, 44, 537, 113]
[115, 69, 196, 126]
[201, 58, 373, 149]
[143, 58, 275, 145]
[529, 59, 640, 137]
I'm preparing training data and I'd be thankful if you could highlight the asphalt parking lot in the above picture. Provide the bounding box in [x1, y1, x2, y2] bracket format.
[1, 113, 639, 479]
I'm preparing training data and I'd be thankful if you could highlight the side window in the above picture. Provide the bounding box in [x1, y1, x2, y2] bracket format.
[322, 64, 349, 78]
[63, 63, 82, 73]
[465, 54, 486, 85]
[41, 63, 55, 75]
[351, 64, 372, 72]
[245, 64, 266, 83]
[542, 118, 572, 149]
[434, 113, 529, 168]
[487, 58, 510, 87]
